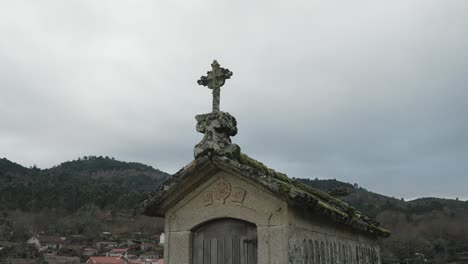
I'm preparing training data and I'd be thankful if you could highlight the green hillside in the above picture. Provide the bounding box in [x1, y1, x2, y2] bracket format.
[1, 158, 467, 263]
[0, 156, 169, 212]
[0, 156, 169, 242]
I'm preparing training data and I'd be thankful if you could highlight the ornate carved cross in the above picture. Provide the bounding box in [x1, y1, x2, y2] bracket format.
[197, 60, 233, 112]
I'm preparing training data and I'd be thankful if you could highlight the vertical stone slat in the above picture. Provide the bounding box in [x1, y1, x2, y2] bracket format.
[226, 237, 233, 264]
[332, 242, 335, 264]
[217, 238, 225, 264]
[204, 239, 210, 264]
[320, 241, 325, 264]
[303, 239, 308, 264]
[341, 244, 346, 264]
[210, 239, 217, 264]
[241, 237, 245, 264]
[309, 240, 315, 264]
[194, 235, 203, 264]
[315, 240, 320, 264]
[355, 246, 359, 264]
[337, 242, 341, 264]
[233, 236, 239, 264]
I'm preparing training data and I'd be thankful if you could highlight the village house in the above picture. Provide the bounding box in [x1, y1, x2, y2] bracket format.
[86, 256, 125, 264]
[58, 244, 82, 257]
[86, 256, 151, 264]
[158, 233, 164, 245]
[141, 259, 158, 264]
[141, 242, 156, 252]
[26, 235, 65, 252]
[127, 239, 142, 251]
[44, 255, 80, 264]
[83, 247, 99, 257]
[138, 61, 390, 264]
[141, 258, 164, 264]
[139, 251, 159, 261]
[96, 241, 119, 250]
[128, 258, 143, 264]
[140, 250, 165, 264]
[106, 248, 129, 257]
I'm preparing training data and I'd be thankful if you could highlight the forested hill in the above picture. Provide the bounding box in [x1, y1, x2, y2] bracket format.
[1, 157, 468, 262]
[297, 178, 468, 217]
[0, 156, 170, 212]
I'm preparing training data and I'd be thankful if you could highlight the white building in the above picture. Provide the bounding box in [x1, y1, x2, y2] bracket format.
[27, 235, 65, 252]
[158, 233, 164, 245]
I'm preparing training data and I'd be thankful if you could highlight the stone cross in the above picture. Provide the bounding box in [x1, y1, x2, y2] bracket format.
[197, 60, 233, 112]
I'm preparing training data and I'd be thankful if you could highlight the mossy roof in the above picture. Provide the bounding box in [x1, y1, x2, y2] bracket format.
[138, 153, 390, 238]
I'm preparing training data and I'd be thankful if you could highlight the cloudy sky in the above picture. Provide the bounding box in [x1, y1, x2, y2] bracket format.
[1, 0, 467, 200]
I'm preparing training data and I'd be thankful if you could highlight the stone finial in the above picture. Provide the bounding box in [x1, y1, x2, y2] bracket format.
[197, 60, 233, 112]
[194, 111, 240, 159]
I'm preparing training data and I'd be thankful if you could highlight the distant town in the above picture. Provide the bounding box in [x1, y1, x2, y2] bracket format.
[4, 231, 165, 264]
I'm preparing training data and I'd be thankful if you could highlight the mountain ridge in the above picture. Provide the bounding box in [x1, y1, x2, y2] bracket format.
[1, 157, 467, 263]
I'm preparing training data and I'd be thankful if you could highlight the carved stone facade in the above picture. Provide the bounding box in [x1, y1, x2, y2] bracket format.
[151, 170, 382, 264]
[140, 153, 386, 264]
[162, 172, 286, 264]
[140, 157, 386, 264]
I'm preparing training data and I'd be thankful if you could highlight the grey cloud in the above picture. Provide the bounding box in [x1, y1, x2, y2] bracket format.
[0, 0, 467, 200]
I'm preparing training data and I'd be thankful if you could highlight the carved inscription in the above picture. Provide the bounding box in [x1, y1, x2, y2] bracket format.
[213, 179, 231, 200]
[202, 179, 248, 206]
[203, 192, 213, 206]
[169, 214, 176, 222]
[230, 187, 247, 203]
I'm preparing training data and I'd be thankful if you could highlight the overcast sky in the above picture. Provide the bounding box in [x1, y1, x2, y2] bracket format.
[1, 0, 467, 200]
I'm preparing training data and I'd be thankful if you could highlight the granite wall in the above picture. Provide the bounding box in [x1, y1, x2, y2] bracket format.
[288, 208, 381, 264]
[160, 170, 382, 264]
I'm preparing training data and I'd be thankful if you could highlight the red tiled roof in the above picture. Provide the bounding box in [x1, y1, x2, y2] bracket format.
[63, 245, 81, 251]
[87, 257, 124, 264]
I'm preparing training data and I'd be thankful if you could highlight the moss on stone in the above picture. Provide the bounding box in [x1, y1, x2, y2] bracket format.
[238, 153, 273, 176]
[238, 153, 351, 212]
[235, 152, 389, 238]
[316, 200, 349, 219]
[278, 183, 292, 194]
[238, 153, 293, 183]
[372, 226, 391, 237]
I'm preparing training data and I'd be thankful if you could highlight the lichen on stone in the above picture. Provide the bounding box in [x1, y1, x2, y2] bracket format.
[278, 182, 292, 194]
[232, 153, 390, 238]
[194, 111, 241, 159]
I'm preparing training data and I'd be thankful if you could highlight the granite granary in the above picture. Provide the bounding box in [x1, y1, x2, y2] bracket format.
[138, 61, 390, 264]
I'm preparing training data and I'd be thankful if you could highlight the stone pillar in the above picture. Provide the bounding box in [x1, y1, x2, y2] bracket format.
[194, 111, 240, 159]
[166, 231, 191, 264]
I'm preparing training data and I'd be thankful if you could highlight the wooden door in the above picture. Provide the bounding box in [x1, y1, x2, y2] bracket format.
[192, 218, 257, 264]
